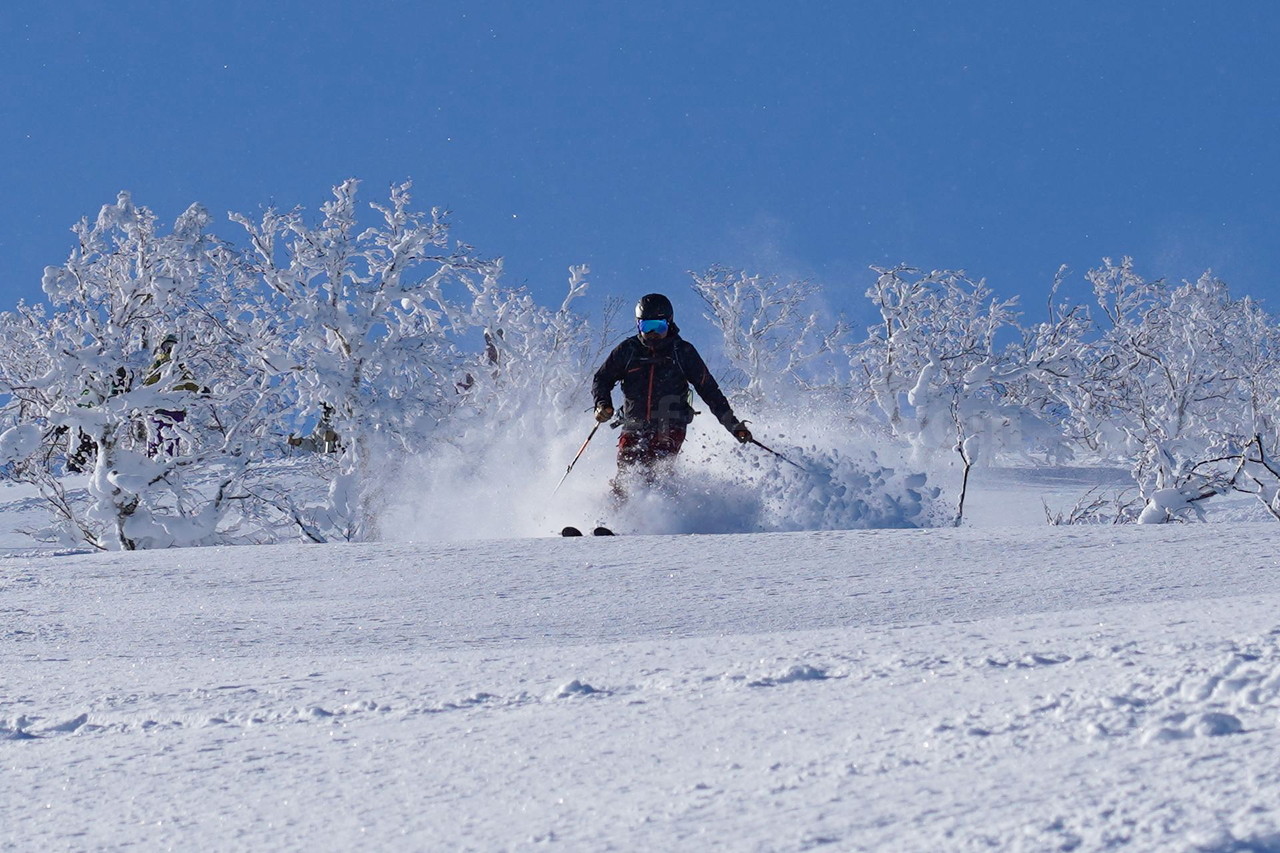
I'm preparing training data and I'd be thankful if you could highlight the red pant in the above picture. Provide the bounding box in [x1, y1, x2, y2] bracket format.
[617, 428, 686, 468]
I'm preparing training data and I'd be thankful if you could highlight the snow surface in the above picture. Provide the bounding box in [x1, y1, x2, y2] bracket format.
[4, 475, 1280, 851]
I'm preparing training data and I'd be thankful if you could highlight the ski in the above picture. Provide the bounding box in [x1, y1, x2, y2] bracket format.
[560, 526, 615, 537]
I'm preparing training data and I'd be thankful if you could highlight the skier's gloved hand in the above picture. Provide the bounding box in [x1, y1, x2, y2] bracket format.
[730, 422, 753, 444]
[594, 404, 614, 423]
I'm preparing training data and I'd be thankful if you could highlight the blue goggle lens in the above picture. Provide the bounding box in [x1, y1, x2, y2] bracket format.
[638, 318, 669, 335]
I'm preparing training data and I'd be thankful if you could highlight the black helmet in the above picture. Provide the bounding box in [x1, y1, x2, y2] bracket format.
[635, 293, 674, 321]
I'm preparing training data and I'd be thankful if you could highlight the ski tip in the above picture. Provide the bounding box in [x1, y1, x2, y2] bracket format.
[561, 526, 584, 537]
[592, 526, 615, 536]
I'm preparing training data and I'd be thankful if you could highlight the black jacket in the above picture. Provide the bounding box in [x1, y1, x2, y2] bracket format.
[592, 328, 739, 433]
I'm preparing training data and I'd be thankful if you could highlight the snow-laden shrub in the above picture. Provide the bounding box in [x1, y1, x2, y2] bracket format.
[229, 180, 505, 540]
[691, 266, 849, 405]
[0, 183, 515, 547]
[9, 178, 1280, 542]
[3, 193, 291, 549]
[849, 266, 1023, 457]
[1043, 259, 1280, 522]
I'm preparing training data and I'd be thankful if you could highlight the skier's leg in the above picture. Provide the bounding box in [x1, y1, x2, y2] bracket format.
[627, 427, 681, 485]
[617, 428, 685, 489]
[610, 431, 642, 502]
[616, 430, 647, 467]
[649, 428, 686, 460]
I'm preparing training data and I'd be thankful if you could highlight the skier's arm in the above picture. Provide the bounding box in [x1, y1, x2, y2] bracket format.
[591, 343, 628, 410]
[680, 342, 744, 432]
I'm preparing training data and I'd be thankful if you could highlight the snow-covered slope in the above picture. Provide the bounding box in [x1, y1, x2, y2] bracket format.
[5, 523, 1280, 851]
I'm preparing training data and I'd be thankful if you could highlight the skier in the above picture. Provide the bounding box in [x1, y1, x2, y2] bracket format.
[592, 293, 752, 489]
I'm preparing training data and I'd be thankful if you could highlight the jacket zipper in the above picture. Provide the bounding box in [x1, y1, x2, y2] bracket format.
[645, 363, 655, 420]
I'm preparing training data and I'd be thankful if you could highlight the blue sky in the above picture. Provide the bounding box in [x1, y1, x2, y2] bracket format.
[3, 1, 1278, 332]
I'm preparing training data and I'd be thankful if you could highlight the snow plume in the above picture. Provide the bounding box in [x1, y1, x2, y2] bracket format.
[600, 431, 945, 536]
[383, 407, 945, 540]
[381, 410, 599, 540]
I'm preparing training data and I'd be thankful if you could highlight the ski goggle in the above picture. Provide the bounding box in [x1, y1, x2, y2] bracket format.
[638, 318, 669, 336]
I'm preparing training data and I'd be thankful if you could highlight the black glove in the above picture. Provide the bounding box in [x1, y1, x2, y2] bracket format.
[730, 422, 752, 444]
[595, 404, 614, 423]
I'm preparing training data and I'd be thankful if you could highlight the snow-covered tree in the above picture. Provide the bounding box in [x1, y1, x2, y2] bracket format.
[11, 176, 1280, 538]
[229, 180, 503, 540]
[0, 182, 512, 546]
[1043, 259, 1275, 521]
[0, 193, 295, 548]
[848, 266, 1029, 521]
[448, 264, 615, 423]
[850, 266, 1018, 451]
[691, 267, 848, 404]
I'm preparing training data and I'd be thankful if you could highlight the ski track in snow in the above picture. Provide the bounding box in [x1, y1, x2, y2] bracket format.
[4, 524, 1280, 850]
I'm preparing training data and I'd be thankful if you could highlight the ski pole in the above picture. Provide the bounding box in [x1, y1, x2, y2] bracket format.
[748, 436, 808, 472]
[553, 422, 601, 494]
